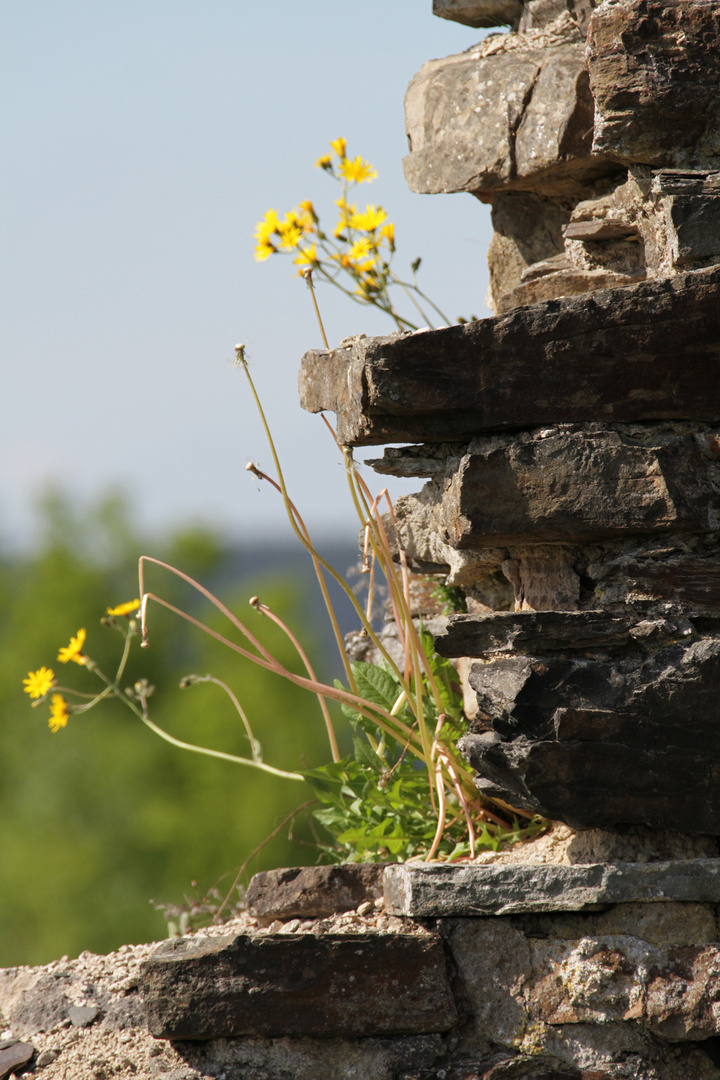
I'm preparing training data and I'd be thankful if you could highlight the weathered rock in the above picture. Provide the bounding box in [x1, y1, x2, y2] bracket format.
[445, 918, 531, 1047]
[403, 17, 609, 199]
[527, 900, 719, 947]
[6, 972, 71, 1038]
[594, 552, 720, 613]
[0, 1041, 34, 1080]
[432, 0, 523, 28]
[299, 266, 720, 446]
[68, 1003, 99, 1027]
[566, 169, 720, 283]
[405, 427, 720, 549]
[528, 936, 720, 1041]
[565, 828, 720, 867]
[496, 264, 644, 311]
[243, 864, 386, 926]
[435, 611, 633, 658]
[384, 860, 720, 917]
[487, 189, 580, 312]
[141, 932, 458, 1040]
[588, 0, 720, 170]
[459, 635, 720, 831]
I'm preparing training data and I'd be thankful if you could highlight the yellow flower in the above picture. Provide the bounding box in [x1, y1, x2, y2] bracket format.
[293, 244, 318, 268]
[380, 221, 395, 249]
[331, 253, 353, 270]
[314, 154, 332, 170]
[106, 599, 140, 617]
[348, 237, 375, 261]
[254, 208, 280, 243]
[350, 204, 387, 232]
[339, 156, 377, 184]
[57, 628, 87, 666]
[277, 211, 305, 250]
[298, 200, 317, 221]
[23, 666, 55, 699]
[333, 197, 356, 238]
[254, 240, 276, 262]
[278, 224, 302, 250]
[330, 137, 347, 159]
[49, 694, 69, 733]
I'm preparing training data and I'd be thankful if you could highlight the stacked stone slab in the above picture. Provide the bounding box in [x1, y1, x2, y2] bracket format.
[300, 0, 720, 838]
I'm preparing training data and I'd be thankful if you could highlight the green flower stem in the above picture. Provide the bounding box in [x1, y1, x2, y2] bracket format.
[251, 598, 340, 763]
[340, 458, 441, 796]
[349, 465, 474, 785]
[239, 356, 421, 694]
[79, 649, 305, 781]
[137, 713, 305, 781]
[245, 461, 355, 693]
[338, 452, 414, 689]
[183, 675, 261, 760]
[391, 275, 436, 328]
[69, 626, 135, 715]
[304, 273, 330, 350]
[317, 268, 417, 333]
[396, 272, 454, 328]
[139, 589, 422, 752]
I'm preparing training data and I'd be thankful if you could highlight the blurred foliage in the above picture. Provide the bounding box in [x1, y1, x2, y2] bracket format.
[0, 492, 334, 967]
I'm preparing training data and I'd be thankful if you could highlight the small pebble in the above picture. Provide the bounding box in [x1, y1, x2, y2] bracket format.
[37, 1048, 60, 1067]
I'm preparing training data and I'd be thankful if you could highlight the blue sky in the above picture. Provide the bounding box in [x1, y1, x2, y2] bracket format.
[1, 1, 494, 551]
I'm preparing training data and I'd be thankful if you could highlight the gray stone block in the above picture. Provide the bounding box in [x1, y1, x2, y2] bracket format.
[403, 31, 605, 198]
[383, 860, 720, 916]
[141, 932, 458, 1040]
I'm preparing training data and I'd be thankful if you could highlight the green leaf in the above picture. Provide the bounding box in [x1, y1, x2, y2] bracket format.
[350, 661, 402, 712]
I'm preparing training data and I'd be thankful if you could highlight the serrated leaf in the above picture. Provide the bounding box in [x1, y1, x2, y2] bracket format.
[352, 735, 386, 774]
[350, 661, 402, 712]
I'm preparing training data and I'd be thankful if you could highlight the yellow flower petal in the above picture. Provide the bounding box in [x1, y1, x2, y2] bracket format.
[293, 243, 318, 267]
[23, 666, 55, 699]
[106, 599, 140, 617]
[330, 137, 347, 159]
[49, 694, 69, 733]
[57, 628, 87, 666]
[380, 222, 395, 249]
[253, 209, 280, 243]
[338, 156, 377, 184]
[254, 240, 276, 261]
[349, 204, 387, 232]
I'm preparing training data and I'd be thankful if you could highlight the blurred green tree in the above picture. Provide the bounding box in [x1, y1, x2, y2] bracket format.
[0, 492, 334, 967]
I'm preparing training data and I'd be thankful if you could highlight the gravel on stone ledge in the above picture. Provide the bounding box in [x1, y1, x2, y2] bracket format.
[0, 903, 427, 1080]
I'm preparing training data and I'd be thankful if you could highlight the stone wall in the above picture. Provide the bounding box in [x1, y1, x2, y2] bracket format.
[4, 2, 720, 1078]
[6, 851, 720, 1080]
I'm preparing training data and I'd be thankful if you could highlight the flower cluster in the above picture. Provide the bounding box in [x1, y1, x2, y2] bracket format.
[253, 139, 449, 333]
[22, 602, 139, 731]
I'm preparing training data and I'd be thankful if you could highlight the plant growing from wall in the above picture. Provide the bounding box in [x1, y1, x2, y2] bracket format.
[23, 143, 541, 889]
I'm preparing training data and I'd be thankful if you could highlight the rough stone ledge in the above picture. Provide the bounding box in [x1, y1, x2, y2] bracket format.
[383, 859, 720, 917]
[298, 266, 720, 447]
[140, 931, 458, 1041]
[435, 611, 634, 658]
